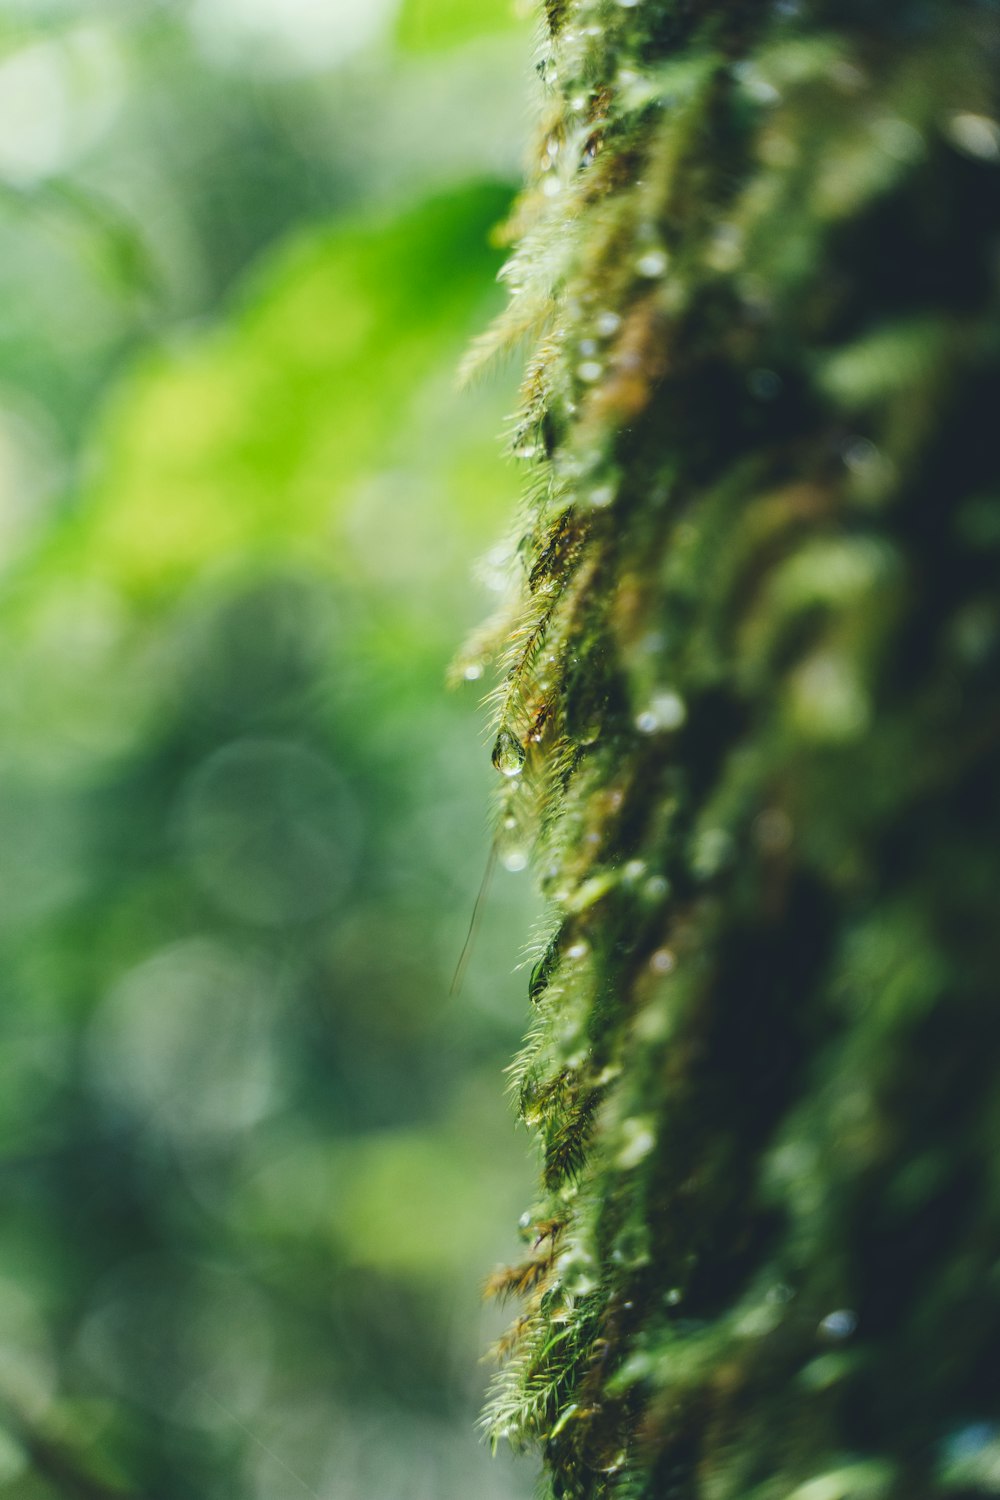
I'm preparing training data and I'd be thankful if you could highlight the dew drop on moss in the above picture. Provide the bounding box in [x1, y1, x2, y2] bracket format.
[946, 111, 1000, 162]
[557, 1248, 598, 1296]
[493, 729, 526, 777]
[636, 248, 669, 278]
[818, 1308, 858, 1341]
[618, 1116, 657, 1169]
[636, 690, 687, 733]
[691, 827, 736, 879]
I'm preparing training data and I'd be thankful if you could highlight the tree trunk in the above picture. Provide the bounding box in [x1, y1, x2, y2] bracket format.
[469, 2, 1000, 1497]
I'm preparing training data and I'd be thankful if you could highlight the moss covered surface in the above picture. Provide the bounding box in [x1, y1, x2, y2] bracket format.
[467, 2, 1000, 1497]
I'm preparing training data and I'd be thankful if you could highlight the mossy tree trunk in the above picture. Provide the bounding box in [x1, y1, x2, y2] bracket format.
[466, 2, 1000, 1498]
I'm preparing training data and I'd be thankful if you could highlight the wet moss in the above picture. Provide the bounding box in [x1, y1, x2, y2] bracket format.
[468, 2, 1000, 1497]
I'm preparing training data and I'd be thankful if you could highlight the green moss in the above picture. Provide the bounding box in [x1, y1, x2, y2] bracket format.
[469, 1, 1000, 1497]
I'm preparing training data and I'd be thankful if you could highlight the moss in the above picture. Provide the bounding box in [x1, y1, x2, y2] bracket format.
[468, 2, 1000, 1498]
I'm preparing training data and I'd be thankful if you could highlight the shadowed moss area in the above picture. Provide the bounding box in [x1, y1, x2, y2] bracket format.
[472, 2, 1000, 1497]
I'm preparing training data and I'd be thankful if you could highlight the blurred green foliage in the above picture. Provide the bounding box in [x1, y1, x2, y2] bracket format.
[0, 1, 538, 1496]
[396, 0, 521, 53]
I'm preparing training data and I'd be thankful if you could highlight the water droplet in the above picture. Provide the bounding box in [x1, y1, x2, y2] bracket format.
[665, 1287, 683, 1306]
[644, 875, 670, 901]
[818, 1308, 857, 1341]
[566, 941, 589, 960]
[575, 708, 603, 745]
[745, 77, 781, 104]
[618, 1116, 656, 1169]
[635, 691, 687, 733]
[542, 176, 563, 198]
[623, 859, 647, 883]
[691, 827, 735, 880]
[513, 437, 540, 459]
[492, 729, 526, 778]
[557, 1249, 598, 1297]
[529, 943, 558, 1004]
[612, 1223, 651, 1269]
[706, 223, 743, 271]
[790, 653, 870, 741]
[596, 311, 622, 337]
[841, 435, 880, 474]
[636, 248, 669, 278]
[649, 948, 676, 975]
[941, 1423, 1000, 1467]
[588, 483, 616, 508]
[519, 1210, 532, 1231]
[616, 0, 641, 7]
[501, 847, 529, 873]
[579, 338, 600, 357]
[658, 691, 687, 728]
[577, 360, 604, 383]
[946, 111, 1000, 162]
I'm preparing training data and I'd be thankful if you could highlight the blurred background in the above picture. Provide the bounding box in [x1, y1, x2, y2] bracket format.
[0, 1, 540, 1495]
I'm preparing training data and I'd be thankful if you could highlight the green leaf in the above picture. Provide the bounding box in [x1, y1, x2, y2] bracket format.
[395, 0, 520, 54]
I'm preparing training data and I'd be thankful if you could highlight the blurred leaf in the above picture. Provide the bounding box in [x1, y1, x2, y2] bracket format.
[395, 0, 520, 54]
[50, 182, 515, 599]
